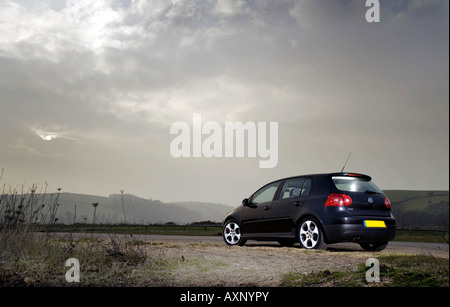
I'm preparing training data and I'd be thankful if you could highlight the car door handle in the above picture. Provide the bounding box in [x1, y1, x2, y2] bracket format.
[264, 205, 270, 211]
[294, 201, 302, 207]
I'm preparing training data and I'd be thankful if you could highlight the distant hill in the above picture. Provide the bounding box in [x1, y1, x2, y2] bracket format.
[384, 190, 449, 229]
[29, 190, 449, 228]
[52, 193, 233, 225]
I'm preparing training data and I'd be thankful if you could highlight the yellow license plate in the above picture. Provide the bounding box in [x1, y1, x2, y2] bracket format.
[364, 220, 386, 228]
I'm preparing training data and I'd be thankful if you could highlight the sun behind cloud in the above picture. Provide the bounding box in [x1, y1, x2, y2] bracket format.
[32, 127, 64, 142]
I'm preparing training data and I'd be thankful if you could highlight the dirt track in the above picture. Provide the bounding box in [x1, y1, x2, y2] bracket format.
[129, 235, 448, 287]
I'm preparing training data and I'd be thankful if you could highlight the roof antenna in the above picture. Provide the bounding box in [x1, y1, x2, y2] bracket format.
[341, 153, 352, 173]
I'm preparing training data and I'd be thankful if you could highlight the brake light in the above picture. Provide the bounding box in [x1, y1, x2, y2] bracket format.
[347, 173, 362, 177]
[384, 197, 391, 209]
[325, 193, 353, 207]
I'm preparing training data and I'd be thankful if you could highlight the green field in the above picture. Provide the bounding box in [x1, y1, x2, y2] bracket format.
[385, 190, 448, 229]
[42, 224, 449, 244]
[395, 229, 448, 244]
[43, 223, 223, 237]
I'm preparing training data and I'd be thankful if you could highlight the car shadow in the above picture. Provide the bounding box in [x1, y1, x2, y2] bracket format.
[243, 241, 365, 252]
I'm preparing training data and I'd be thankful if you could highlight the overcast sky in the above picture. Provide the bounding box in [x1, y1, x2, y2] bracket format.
[0, 0, 448, 206]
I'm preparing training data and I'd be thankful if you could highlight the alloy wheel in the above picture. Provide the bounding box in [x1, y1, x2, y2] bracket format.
[300, 220, 320, 249]
[224, 221, 241, 245]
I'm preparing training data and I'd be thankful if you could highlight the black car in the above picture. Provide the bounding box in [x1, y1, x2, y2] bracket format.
[222, 172, 396, 251]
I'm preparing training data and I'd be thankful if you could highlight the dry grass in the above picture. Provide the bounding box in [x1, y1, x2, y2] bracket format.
[0, 174, 163, 287]
[0, 231, 172, 286]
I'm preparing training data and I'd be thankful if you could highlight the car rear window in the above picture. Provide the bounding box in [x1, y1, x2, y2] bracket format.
[331, 176, 383, 193]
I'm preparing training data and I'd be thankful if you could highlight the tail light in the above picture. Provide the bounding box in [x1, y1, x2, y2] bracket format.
[325, 193, 352, 207]
[384, 197, 391, 209]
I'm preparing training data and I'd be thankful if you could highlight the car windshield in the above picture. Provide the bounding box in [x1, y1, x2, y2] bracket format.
[332, 176, 383, 193]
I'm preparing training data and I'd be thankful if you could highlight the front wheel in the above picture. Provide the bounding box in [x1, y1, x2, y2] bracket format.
[298, 217, 327, 250]
[223, 220, 246, 246]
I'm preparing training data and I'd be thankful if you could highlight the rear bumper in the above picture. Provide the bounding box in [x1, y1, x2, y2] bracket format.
[323, 216, 396, 243]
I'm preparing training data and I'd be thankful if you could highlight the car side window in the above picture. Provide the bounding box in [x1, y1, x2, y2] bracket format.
[280, 178, 306, 199]
[301, 178, 312, 196]
[279, 177, 312, 199]
[251, 181, 281, 204]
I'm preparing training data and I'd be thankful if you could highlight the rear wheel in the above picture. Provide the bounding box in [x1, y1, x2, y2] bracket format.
[359, 242, 388, 251]
[298, 217, 327, 250]
[223, 220, 246, 246]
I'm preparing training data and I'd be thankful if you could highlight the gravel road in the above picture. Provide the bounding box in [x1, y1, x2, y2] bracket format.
[131, 234, 449, 257]
[95, 234, 448, 287]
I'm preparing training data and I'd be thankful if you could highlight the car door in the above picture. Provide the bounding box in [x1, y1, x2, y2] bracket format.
[270, 177, 312, 234]
[241, 180, 282, 235]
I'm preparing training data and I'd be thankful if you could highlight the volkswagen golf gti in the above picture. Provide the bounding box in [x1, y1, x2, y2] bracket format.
[222, 172, 396, 251]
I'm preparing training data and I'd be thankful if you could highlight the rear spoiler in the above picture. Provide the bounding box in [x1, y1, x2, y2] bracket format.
[329, 173, 372, 181]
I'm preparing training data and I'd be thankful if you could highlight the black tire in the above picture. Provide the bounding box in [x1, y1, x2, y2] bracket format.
[298, 217, 327, 250]
[359, 242, 388, 252]
[223, 220, 246, 246]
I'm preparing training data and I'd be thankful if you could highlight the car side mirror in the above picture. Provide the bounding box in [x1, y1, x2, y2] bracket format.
[242, 198, 249, 206]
